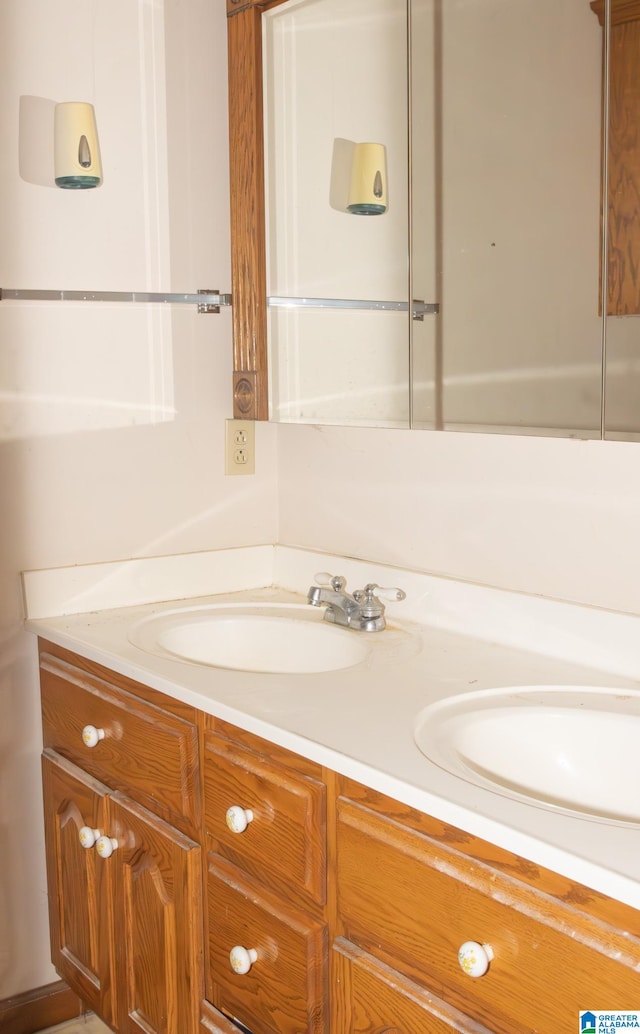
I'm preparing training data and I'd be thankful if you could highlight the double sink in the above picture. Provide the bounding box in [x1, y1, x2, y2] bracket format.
[128, 602, 640, 828]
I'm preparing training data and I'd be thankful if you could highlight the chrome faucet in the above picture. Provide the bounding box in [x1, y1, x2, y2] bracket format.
[307, 572, 406, 632]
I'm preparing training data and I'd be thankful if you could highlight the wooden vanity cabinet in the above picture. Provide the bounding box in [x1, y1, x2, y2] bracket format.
[39, 642, 204, 1034]
[202, 718, 329, 1033]
[38, 641, 640, 1034]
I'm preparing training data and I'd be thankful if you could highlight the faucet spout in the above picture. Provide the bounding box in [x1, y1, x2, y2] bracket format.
[307, 583, 360, 627]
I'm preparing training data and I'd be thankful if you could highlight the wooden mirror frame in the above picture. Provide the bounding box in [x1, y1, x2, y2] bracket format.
[591, 0, 640, 316]
[226, 0, 287, 420]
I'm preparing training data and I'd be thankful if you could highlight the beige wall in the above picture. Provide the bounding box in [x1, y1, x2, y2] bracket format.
[0, 0, 277, 999]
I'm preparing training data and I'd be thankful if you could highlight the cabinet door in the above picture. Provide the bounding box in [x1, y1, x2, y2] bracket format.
[108, 792, 203, 1034]
[42, 749, 116, 1026]
[332, 939, 491, 1034]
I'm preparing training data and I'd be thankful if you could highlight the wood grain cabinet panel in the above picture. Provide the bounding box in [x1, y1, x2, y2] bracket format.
[207, 857, 327, 1034]
[336, 795, 640, 1034]
[203, 727, 326, 908]
[331, 939, 492, 1034]
[42, 750, 116, 1027]
[40, 651, 201, 836]
[109, 793, 203, 1034]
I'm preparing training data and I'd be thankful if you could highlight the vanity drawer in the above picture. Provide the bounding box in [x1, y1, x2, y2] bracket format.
[336, 796, 640, 1034]
[332, 938, 492, 1034]
[203, 727, 326, 906]
[40, 652, 200, 835]
[206, 856, 327, 1034]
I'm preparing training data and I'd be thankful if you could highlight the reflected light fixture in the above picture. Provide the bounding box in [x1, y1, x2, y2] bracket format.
[347, 142, 387, 215]
[54, 101, 103, 189]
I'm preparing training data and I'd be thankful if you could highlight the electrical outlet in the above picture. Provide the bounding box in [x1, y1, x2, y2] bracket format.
[225, 418, 255, 475]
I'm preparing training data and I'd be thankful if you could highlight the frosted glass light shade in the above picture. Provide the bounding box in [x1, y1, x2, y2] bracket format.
[347, 142, 387, 215]
[54, 102, 103, 189]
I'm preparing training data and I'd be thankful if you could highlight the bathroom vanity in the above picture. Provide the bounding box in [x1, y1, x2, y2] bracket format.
[26, 548, 640, 1033]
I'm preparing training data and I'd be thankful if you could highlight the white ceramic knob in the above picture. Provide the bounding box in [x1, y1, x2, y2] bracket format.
[82, 725, 105, 748]
[229, 945, 257, 975]
[226, 806, 254, 834]
[95, 836, 118, 859]
[458, 941, 494, 978]
[79, 826, 101, 849]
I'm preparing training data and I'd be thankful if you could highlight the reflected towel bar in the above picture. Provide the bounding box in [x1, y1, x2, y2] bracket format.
[267, 296, 439, 320]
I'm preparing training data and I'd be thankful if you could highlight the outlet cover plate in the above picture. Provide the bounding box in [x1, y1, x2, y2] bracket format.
[225, 418, 255, 475]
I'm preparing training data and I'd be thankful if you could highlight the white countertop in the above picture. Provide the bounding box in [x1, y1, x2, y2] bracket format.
[23, 545, 640, 911]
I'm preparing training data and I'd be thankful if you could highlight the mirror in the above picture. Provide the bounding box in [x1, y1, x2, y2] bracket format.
[227, 0, 640, 439]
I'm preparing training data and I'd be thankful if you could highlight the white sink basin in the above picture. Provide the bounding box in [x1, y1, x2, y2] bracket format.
[129, 603, 370, 674]
[414, 686, 640, 825]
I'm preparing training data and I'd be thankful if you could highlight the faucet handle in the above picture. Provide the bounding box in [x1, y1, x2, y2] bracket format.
[314, 571, 347, 591]
[357, 583, 407, 603]
[378, 585, 407, 602]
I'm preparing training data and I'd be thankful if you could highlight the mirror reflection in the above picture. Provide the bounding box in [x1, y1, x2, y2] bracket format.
[410, 0, 602, 437]
[262, 0, 640, 439]
[263, 0, 412, 427]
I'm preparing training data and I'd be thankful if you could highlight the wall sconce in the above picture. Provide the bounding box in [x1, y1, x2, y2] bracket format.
[54, 102, 103, 189]
[347, 142, 387, 215]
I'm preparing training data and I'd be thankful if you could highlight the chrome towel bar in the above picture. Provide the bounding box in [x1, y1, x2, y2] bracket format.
[0, 288, 231, 313]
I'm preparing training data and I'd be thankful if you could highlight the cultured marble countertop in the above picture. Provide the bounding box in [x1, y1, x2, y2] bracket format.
[23, 545, 640, 912]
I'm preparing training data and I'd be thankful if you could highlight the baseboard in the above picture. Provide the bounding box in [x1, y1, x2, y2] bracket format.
[0, 979, 83, 1034]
